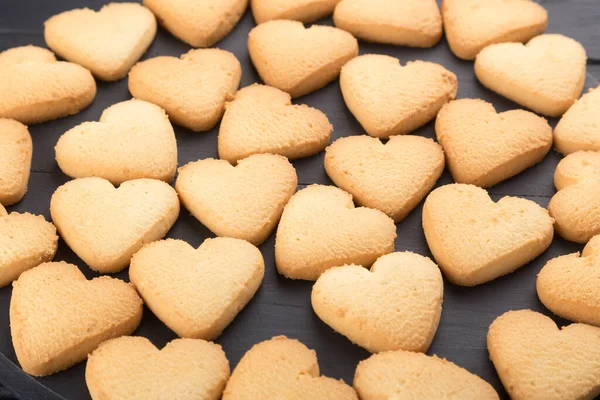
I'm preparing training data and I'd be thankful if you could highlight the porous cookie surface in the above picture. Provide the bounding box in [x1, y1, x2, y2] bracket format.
[129, 48, 241, 132]
[436, 99, 552, 187]
[86, 337, 230, 400]
[129, 238, 264, 340]
[275, 185, 396, 280]
[475, 34, 587, 117]
[354, 351, 499, 400]
[176, 154, 297, 245]
[10, 262, 143, 377]
[312, 252, 443, 353]
[488, 310, 600, 400]
[324, 135, 444, 221]
[340, 54, 457, 138]
[222, 336, 358, 399]
[443, 0, 548, 60]
[218, 84, 332, 163]
[55, 100, 177, 184]
[44, 3, 156, 81]
[252, 0, 341, 24]
[248, 20, 358, 98]
[0, 46, 96, 124]
[0, 119, 32, 205]
[423, 184, 554, 286]
[554, 86, 600, 155]
[334, 0, 442, 47]
[50, 177, 180, 273]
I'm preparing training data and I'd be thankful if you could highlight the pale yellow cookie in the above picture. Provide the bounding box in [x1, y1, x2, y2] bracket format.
[340, 54, 457, 138]
[423, 184, 554, 286]
[252, 0, 341, 24]
[10, 262, 143, 377]
[129, 48, 241, 132]
[176, 154, 297, 246]
[0, 119, 32, 205]
[86, 336, 229, 400]
[312, 252, 443, 353]
[554, 86, 600, 155]
[218, 84, 332, 163]
[0, 205, 6, 217]
[275, 185, 396, 280]
[50, 177, 180, 273]
[0, 46, 96, 124]
[248, 20, 358, 98]
[324, 135, 444, 222]
[354, 351, 499, 400]
[488, 309, 600, 400]
[222, 336, 358, 399]
[436, 99, 553, 187]
[44, 3, 156, 81]
[130, 238, 264, 340]
[334, 0, 442, 47]
[443, 0, 548, 60]
[475, 34, 587, 117]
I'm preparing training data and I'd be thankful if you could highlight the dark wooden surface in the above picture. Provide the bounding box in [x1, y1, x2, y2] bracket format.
[0, 0, 599, 399]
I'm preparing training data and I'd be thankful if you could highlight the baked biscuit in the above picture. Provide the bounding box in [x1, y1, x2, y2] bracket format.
[554, 86, 600, 155]
[0, 119, 32, 205]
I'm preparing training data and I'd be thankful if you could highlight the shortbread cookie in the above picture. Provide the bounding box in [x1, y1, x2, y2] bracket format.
[0, 46, 96, 124]
[325, 135, 444, 221]
[248, 20, 358, 98]
[129, 48, 241, 131]
[0, 119, 32, 205]
[176, 154, 297, 245]
[475, 34, 587, 117]
[334, 0, 442, 47]
[354, 351, 499, 399]
[423, 184, 554, 286]
[130, 238, 264, 340]
[0, 205, 6, 217]
[223, 336, 358, 399]
[340, 54, 457, 138]
[44, 3, 156, 81]
[218, 84, 332, 163]
[436, 99, 552, 187]
[86, 336, 230, 400]
[443, 0, 548, 60]
[55, 100, 177, 184]
[50, 177, 179, 273]
[554, 86, 600, 155]
[11, 262, 143, 377]
[312, 252, 443, 353]
[488, 309, 600, 400]
[0, 213, 58, 287]
[252, 0, 340, 24]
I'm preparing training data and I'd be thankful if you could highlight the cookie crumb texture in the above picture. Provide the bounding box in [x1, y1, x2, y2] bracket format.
[0, 119, 32, 205]
[554, 86, 600, 155]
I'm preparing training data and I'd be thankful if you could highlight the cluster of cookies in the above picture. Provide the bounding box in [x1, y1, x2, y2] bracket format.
[1, 0, 600, 399]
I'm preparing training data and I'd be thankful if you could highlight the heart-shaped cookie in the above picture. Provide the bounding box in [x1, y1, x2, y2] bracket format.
[248, 20, 358, 98]
[325, 135, 444, 221]
[312, 252, 443, 353]
[436, 99, 553, 187]
[334, 0, 442, 47]
[10, 262, 143, 377]
[475, 34, 587, 117]
[218, 84, 332, 163]
[129, 48, 241, 132]
[443, 0, 548, 60]
[0, 119, 32, 205]
[44, 3, 156, 81]
[0, 46, 96, 125]
[222, 336, 358, 399]
[340, 54, 457, 138]
[130, 238, 264, 340]
[0, 212, 58, 287]
[354, 351, 499, 399]
[554, 86, 600, 155]
[252, 0, 341, 24]
[276, 185, 396, 280]
[488, 310, 600, 400]
[86, 336, 230, 400]
[176, 154, 297, 245]
[50, 177, 180, 273]
[423, 184, 554, 286]
[144, 0, 247, 48]
[55, 100, 177, 185]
